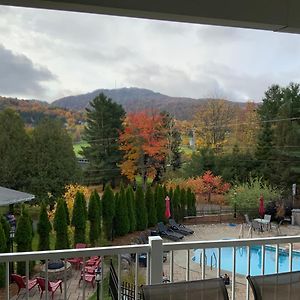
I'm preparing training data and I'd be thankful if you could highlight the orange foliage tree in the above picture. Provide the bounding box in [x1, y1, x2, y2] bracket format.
[119, 111, 168, 185]
[166, 171, 230, 204]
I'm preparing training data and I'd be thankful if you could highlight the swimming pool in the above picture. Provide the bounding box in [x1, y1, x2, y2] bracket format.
[192, 246, 300, 276]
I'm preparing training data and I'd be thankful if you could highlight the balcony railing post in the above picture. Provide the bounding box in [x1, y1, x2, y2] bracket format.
[149, 236, 163, 284]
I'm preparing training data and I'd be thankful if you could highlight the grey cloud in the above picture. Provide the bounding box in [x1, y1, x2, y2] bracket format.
[0, 45, 56, 96]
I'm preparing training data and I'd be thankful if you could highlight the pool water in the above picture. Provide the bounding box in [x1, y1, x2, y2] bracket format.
[192, 246, 300, 276]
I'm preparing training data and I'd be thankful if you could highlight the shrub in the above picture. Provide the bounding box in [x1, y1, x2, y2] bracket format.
[71, 191, 87, 245]
[102, 185, 115, 240]
[0, 222, 6, 287]
[227, 177, 281, 218]
[54, 199, 69, 249]
[145, 186, 157, 227]
[126, 186, 136, 232]
[172, 186, 181, 222]
[135, 186, 148, 230]
[0, 217, 10, 252]
[155, 185, 165, 223]
[88, 190, 101, 246]
[115, 185, 129, 236]
[180, 188, 187, 220]
[37, 202, 52, 251]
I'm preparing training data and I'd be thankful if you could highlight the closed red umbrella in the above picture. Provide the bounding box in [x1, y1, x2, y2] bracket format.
[165, 196, 171, 219]
[259, 195, 265, 218]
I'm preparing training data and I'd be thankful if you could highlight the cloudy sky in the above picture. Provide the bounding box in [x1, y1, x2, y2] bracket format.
[1, 5, 300, 103]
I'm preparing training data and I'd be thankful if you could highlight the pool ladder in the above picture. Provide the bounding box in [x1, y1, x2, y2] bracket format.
[199, 252, 217, 270]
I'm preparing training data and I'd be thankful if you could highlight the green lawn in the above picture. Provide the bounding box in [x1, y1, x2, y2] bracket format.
[73, 141, 89, 157]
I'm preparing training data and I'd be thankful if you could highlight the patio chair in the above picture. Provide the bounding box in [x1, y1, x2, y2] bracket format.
[247, 271, 300, 300]
[157, 222, 184, 241]
[11, 274, 38, 296]
[263, 214, 271, 231]
[244, 214, 252, 227]
[67, 243, 87, 268]
[37, 277, 62, 300]
[142, 278, 229, 300]
[169, 219, 194, 235]
[79, 273, 96, 288]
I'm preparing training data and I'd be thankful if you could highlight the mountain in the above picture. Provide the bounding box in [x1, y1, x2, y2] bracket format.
[52, 87, 216, 120]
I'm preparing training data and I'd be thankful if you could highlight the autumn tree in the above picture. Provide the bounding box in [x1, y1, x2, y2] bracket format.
[37, 202, 52, 251]
[135, 185, 148, 230]
[119, 111, 168, 187]
[193, 100, 236, 150]
[82, 93, 125, 187]
[102, 185, 115, 240]
[88, 190, 101, 246]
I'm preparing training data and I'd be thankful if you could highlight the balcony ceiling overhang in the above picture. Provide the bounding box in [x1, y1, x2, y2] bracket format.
[1, 0, 300, 34]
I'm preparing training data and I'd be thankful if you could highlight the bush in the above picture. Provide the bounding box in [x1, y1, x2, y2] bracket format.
[37, 202, 52, 251]
[0, 217, 10, 252]
[135, 186, 147, 230]
[126, 186, 136, 232]
[115, 185, 129, 236]
[54, 199, 69, 249]
[0, 222, 6, 287]
[88, 190, 101, 246]
[102, 185, 115, 240]
[71, 192, 87, 245]
[145, 186, 157, 227]
[227, 177, 281, 218]
[155, 185, 165, 223]
[172, 186, 181, 222]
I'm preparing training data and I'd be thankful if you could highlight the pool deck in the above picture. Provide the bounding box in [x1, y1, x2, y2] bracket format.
[7, 222, 300, 300]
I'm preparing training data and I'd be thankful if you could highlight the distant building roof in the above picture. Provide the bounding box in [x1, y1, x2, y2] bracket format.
[0, 186, 35, 206]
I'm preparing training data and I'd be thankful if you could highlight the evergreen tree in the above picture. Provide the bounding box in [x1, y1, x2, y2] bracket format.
[115, 185, 130, 236]
[30, 118, 79, 203]
[82, 93, 125, 187]
[180, 189, 187, 220]
[156, 185, 165, 223]
[126, 186, 136, 232]
[0, 216, 10, 252]
[102, 185, 115, 240]
[0, 109, 30, 190]
[15, 207, 33, 274]
[88, 190, 101, 246]
[145, 186, 157, 227]
[54, 199, 69, 249]
[0, 222, 6, 287]
[64, 200, 70, 225]
[173, 186, 181, 222]
[135, 186, 148, 230]
[191, 191, 197, 216]
[37, 202, 52, 251]
[186, 188, 193, 216]
[71, 192, 86, 245]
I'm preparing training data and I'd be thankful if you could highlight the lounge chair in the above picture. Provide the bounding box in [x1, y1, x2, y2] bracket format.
[169, 219, 194, 235]
[142, 278, 229, 300]
[247, 271, 300, 300]
[11, 274, 38, 296]
[157, 222, 184, 241]
[37, 277, 62, 300]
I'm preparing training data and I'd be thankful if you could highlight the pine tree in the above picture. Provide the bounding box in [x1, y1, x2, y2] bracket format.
[54, 199, 69, 249]
[64, 200, 70, 225]
[168, 188, 174, 218]
[0, 222, 6, 287]
[37, 202, 52, 251]
[173, 186, 181, 222]
[102, 185, 115, 240]
[135, 186, 148, 230]
[15, 207, 33, 274]
[82, 93, 125, 187]
[186, 188, 193, 216]
[156, 185, 165, 223]
[115, 185, 130, 236]
[88, 190, 101, 246]
[191, 191, 197, 216]
[126, 186, 136, 232]
[71, 192, 87, 245]
[145, 186, 157, 227]
[180, 189, 187, 220]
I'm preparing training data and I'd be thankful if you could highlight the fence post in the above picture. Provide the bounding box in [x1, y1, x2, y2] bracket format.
[149, 236, 163, 284]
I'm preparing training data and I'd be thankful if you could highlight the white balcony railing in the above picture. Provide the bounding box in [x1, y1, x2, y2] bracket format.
[1, 235, 300, 300]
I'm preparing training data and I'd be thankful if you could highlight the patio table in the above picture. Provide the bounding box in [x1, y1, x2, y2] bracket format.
[254, 218, 270, 232]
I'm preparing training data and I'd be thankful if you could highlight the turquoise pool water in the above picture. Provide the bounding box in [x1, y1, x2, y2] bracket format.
[192, 246, 300, 276]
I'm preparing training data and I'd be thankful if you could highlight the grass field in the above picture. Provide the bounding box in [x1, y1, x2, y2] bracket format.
[73, 141, 88, 157]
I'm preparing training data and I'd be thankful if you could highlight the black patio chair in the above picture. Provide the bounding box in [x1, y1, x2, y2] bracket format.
[169, 219, 194, 235]
[157, 222, 184, 241]
[142, 278, 229, 300]
[247, 271, 300, 300]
